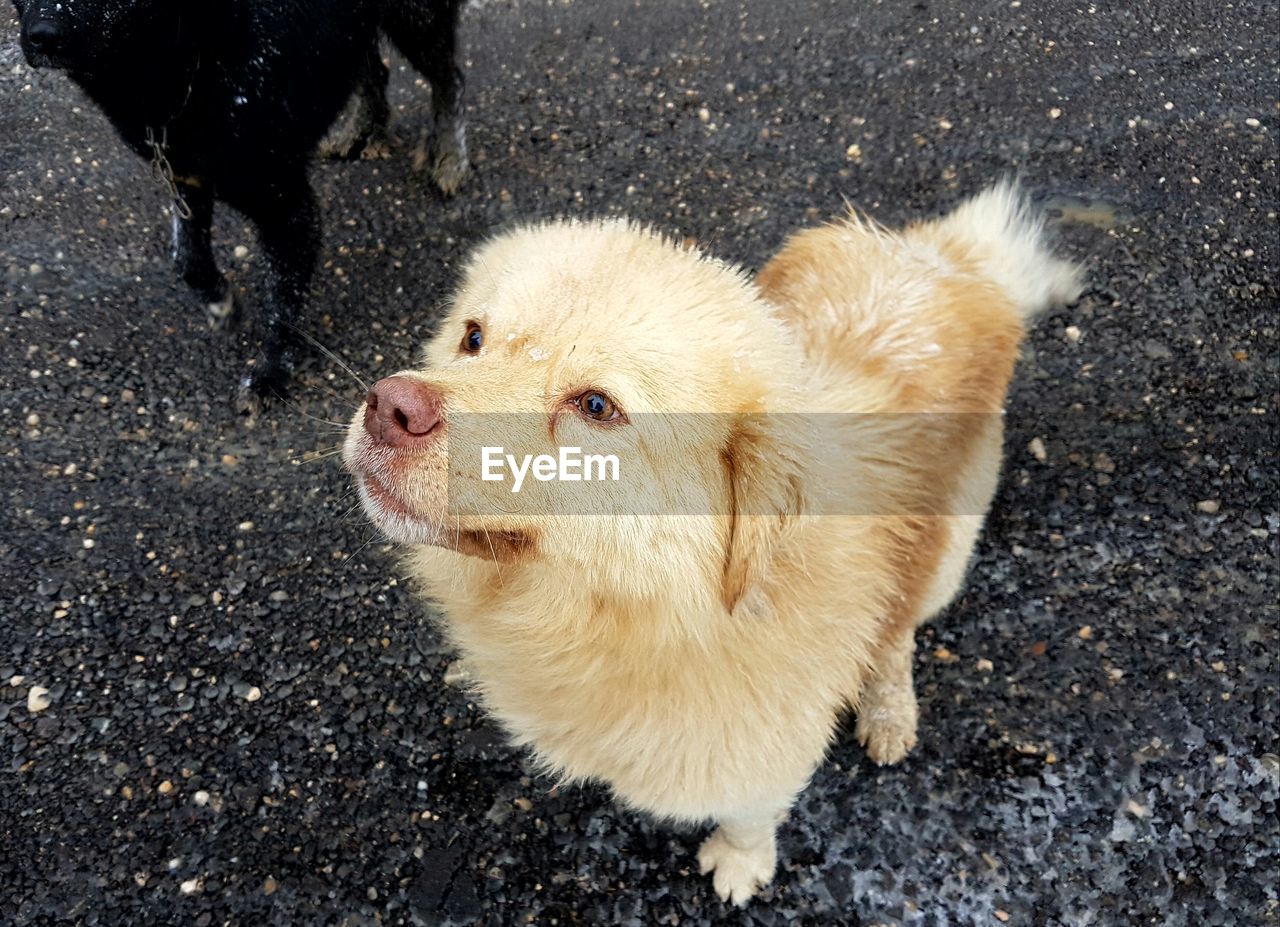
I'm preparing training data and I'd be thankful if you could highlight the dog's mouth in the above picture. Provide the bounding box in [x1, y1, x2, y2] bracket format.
[358, 470, 417, 521]
[355, 470, 534, 563]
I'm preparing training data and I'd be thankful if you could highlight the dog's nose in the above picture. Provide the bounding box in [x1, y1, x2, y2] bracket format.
[25, 19, 62, 54]
[363, 376, 444, 448]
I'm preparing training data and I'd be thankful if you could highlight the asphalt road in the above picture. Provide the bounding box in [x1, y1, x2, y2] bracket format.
[1, 1, 1277, 924]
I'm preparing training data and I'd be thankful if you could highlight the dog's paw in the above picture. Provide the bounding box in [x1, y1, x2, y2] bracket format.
[430, 150, 470, 196]
[697, 827, 776, 906]
[317, 113, 362, 160]
[205, 289, 241, 332]
[236, 359, 292, 416]
[855, 692, 919, 765]
[412, 127, 470, 196]
[359, 137, 392, 161]
[318, 114, 381, 160]
[321, 132, 390, 161]
[317, 133, 357, 161]
[234, 383, 266, 420]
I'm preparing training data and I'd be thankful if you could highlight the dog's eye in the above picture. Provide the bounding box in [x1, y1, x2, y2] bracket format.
[575, 390, 622, 424]
[460, 322, 483, 354]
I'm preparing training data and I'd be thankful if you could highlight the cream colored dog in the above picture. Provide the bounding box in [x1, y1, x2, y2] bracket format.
[343, 183, 1081, 904]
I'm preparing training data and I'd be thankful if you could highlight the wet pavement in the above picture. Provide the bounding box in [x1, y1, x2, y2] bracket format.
[1, 1, 1277, 924]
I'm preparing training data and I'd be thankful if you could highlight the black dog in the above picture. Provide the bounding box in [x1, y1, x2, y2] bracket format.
[12, 0, 469, 406]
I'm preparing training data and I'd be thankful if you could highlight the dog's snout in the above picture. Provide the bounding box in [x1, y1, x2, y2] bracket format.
[363, 376, 444, 448]
[25, 18, 63, 54]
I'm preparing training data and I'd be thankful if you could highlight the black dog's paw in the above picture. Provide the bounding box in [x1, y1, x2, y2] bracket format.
[234, 383, 267, 420]
[412, 125, 470, 196]
[430, 146, 470, 196]
[235, 358, 293, 417]
[206, 287, 243, 332]
[318, 122, 390, 161]
[318, 87, 390, 161]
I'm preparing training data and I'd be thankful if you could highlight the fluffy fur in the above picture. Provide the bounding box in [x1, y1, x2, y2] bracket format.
[12, 0, 468, 404]
[343, 183, 1081, 904]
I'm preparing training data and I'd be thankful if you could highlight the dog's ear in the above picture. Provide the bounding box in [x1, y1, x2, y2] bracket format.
[720, 413, 807, 615]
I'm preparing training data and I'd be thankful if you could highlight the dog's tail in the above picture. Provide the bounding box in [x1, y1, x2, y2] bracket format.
[755, 182, 1083, 411]
[926, 181, 1084, 319]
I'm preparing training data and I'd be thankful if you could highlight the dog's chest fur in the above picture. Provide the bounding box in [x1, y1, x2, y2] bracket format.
[413, 540, 900, 823]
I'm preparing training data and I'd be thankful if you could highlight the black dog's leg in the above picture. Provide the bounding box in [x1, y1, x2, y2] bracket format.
[171, 179, 241, 330]
[318, 44, 391, 160]
[384, 0, 469, 194]
[235, 176, 319, 408]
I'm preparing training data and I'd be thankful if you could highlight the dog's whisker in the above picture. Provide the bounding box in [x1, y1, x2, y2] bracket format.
[479, 522, 505, 585]
[294, 372, 363, 410]
[340, 534, 381, 567]
[279, 395, 352, 433]
[289, 324, 371, 392]
[289, 447, 347, 465]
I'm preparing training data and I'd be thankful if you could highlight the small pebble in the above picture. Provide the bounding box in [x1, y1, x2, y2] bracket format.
[244, 686, 263, 702]
[1028, 437, 1048, 461]
[158, 780, 174, 795]
[27, 685, 51, 713]
[1196, 499, 1220, 514]
[1064, 325, 1081, 342]
[263, 876, 278, 896]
